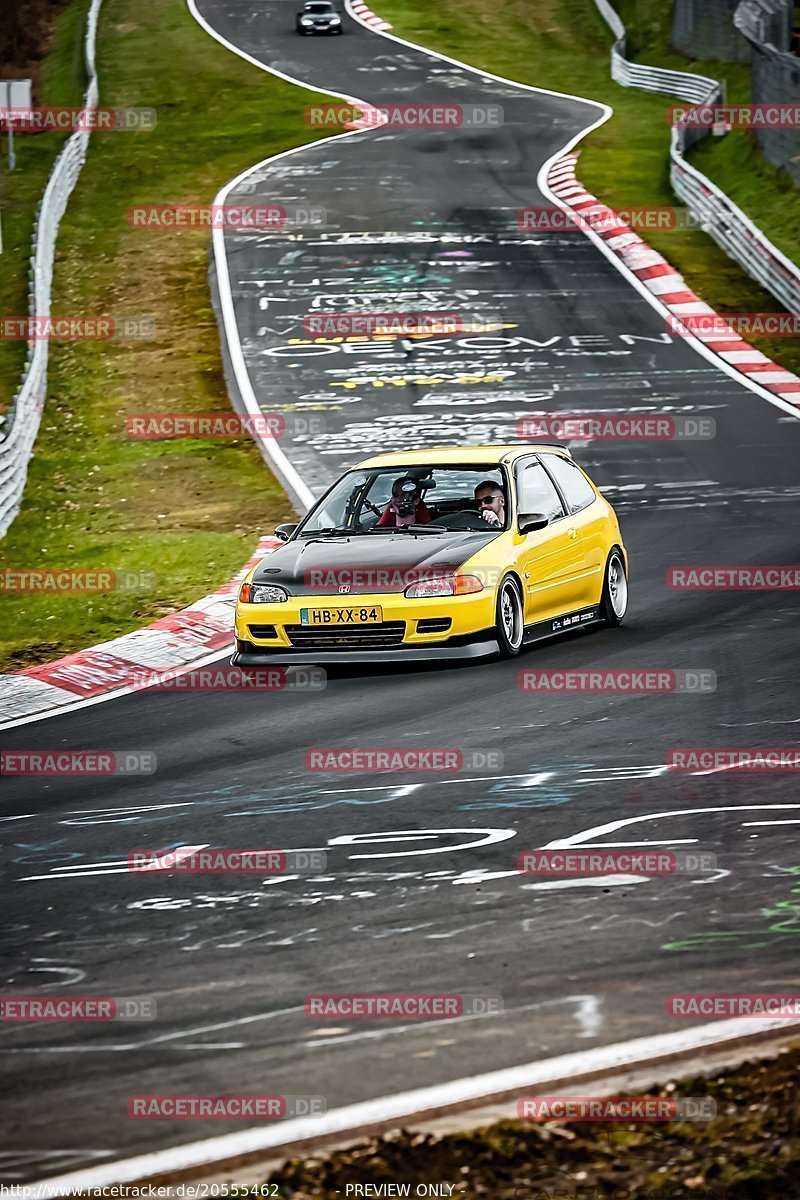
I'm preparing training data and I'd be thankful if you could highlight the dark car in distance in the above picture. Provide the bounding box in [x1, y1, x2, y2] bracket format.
[296, 1, 343, 34]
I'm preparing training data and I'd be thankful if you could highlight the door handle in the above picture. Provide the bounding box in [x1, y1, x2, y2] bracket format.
[568, 527, 578, 540]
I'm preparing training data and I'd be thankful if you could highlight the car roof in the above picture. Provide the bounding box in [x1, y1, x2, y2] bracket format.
[353, 444, 570, 469]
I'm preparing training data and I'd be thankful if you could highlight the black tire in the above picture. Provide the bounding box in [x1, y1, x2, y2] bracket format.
[599, 549, 628, 627]
[495, 576, 524, 658]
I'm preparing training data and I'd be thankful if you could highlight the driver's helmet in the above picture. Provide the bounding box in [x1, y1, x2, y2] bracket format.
[391, 476, 423, 516]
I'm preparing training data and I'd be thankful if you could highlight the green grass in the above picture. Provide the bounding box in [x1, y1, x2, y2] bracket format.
[0, 0, 342, 671]
[0, 0, 90, 413]
[374, 0, 800, 374]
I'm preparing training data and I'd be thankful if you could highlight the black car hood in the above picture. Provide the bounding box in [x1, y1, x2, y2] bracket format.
[253, 530, 497, 595]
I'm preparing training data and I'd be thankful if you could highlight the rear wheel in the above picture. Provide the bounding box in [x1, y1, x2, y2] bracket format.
[495, 576, 524, 657]
[600, 549, 628, 626]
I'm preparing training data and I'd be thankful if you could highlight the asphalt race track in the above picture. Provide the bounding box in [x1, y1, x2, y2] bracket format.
[2, 0, 800, 1183]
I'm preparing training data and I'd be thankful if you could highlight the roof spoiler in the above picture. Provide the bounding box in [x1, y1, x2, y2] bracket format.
[536, 443, 573, 458]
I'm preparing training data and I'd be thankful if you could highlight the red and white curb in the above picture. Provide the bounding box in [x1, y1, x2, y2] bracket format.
[0, 536, 281, 728]
[349, 0, 391, 31]
[547, 154, 800, 407]
[344, 105, 389, 130]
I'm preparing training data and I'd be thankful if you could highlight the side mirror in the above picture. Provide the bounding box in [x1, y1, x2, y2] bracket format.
[518, 512, 549, 534]
[274, 523, 298, 542]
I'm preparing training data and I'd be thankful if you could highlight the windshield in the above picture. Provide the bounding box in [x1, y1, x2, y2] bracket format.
[304, 3, 335, 11]
[296, 466, 509, 536]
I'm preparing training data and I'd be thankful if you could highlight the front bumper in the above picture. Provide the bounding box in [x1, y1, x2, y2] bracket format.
[234, 589, 497, 664]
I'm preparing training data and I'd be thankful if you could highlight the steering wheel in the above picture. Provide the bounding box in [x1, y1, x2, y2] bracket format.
[442, 510, 494, 531]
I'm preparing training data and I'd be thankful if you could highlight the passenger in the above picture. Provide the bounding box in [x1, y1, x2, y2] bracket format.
[474, 481, 506, 528]
[377, 476, 432, 527]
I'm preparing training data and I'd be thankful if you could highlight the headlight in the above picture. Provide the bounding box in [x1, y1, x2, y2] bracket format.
[300, 16, 314, 23]
[239, 582, 288, 604]
[404, 574, 483, 598]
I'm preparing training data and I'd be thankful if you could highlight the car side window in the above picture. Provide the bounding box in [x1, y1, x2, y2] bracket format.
[542, 454, 597, 513]
[515, 460, 565, 523]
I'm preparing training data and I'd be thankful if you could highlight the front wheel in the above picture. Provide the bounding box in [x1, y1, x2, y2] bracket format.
[600, 549, 628, 626]
[495, 576, 524, 657]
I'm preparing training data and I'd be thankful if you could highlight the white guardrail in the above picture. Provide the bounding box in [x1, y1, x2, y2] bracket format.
[593, 0, 800, 316]
[0, 0, 103, 538]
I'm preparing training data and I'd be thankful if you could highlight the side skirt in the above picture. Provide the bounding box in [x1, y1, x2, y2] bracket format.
[523, 605, 601, 645]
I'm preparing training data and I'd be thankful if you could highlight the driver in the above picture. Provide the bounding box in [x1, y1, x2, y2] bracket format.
[474, 481, 506, 528]
[377, 475, 432, 528]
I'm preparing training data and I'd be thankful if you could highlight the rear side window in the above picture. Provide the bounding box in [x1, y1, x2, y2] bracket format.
[543, 454, 596, 513]
[515, 460, 565, 522]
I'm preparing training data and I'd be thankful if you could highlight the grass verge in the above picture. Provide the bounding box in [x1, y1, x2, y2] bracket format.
[266, 1041, 800, 1198]
[372, 0, 800, 376]
[0, 0, 340, 672]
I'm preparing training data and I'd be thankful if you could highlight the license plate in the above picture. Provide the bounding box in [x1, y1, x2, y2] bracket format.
[300, 606, 383, 625]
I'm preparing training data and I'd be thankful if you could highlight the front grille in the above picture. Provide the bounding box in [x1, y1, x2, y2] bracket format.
[285, 621, 406, 649]
[416, 618, 452, 635]
[248, 624, 277, 639]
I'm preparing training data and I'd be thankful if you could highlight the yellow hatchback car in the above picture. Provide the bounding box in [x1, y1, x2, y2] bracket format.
[233, 445, 628, 664]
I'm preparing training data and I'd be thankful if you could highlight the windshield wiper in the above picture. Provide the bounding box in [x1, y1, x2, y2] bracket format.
[297, 527, 353, 538]
[368, 523, 447, 534]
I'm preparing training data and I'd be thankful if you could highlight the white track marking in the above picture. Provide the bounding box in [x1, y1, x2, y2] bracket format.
[330, 827, 517, 858]
[743, 819, 800, 826]
[37, 1017, 800, 1192]
[542, 805, 800, 849]
[22, 843, 212, 881]
[301, 994, 600, 1048]
[522, 873, 649, 890]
